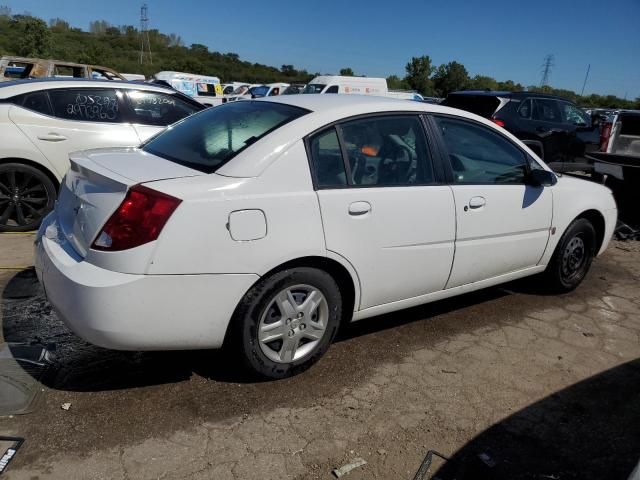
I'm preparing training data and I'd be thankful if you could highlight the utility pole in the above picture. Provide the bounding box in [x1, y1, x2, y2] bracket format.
[580, 64, 591, 96]
[540, 54, 554, 87]
[139, 4, 152, 65]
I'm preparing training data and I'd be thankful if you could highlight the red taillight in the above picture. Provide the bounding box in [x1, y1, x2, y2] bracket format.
[600, 122, 612, 152]
[491, 118, 506, 128]
[92, 185, 182, 251]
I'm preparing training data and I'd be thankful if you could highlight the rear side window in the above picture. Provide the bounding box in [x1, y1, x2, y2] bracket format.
[49, 89, 123, 122]
[518, 99, 532, 119]
[533, 99, 562, 123]
[434, 116, 527, 184]
[443, 94, 502, 118]
[127, 90, 200, 126]
[15, 91, 52, 116]
[309, 128, 347, 187]
[143, 101, 308, 173]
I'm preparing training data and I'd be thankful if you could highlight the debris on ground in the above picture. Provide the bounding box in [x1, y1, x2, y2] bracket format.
[0, 436, 24, 475]
[413, 450, 449, 480]
[377, 448, 387, 455]
[614, 221, 640, 241]
[60, 403, 71, 411]
[332, 458, 367, 478]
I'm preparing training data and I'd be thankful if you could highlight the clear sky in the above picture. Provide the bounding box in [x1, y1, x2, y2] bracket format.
[5, 0, 640, 99]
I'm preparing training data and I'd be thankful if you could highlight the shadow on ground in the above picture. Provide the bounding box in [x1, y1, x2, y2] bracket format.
[433, 359, 640, 480]
[1, 267, 513, 391]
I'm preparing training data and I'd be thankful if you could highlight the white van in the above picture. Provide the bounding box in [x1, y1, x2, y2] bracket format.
[222, 82, 248, 95]
[153, 71, 224, 107]
[225, 83, 290, 102]
[302, 76, 387, 96]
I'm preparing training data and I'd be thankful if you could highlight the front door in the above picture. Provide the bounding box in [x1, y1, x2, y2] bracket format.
[431, 115, 553, 288]
[309, 114, 456, 310]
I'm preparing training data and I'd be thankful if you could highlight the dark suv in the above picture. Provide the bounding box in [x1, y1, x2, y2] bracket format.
[443, 91, 600, 167]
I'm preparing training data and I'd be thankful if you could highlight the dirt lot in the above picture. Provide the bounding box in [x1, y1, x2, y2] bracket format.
[0, 233, 639, 480]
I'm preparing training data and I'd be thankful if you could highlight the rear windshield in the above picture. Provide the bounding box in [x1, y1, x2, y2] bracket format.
[142, 101, 308, 173]
[443, 94, 502, 118]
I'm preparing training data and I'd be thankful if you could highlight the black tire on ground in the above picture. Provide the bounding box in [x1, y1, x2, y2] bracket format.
[230, 267, 342, 379]
[0, 163, 57, 232]
[543, 218, 596, 293]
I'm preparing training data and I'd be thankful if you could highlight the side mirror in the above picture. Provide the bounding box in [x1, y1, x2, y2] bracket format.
[528, 169, 557, 187]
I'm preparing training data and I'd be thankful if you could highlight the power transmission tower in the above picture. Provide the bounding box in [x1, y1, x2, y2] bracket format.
[139, 3, 152, 65]
[540, 54, 554, 87]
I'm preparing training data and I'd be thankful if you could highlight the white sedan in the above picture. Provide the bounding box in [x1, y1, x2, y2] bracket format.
[35, 95, 617, 378]
[0, 79, 204, 232]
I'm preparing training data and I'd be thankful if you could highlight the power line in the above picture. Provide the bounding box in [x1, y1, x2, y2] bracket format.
[540, 54, 554, 87]
[139, 3, 152, 65]
[580, 64, 590, 96]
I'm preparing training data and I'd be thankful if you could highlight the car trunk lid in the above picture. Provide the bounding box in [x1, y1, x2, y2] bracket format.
[57, 147, 203, 258]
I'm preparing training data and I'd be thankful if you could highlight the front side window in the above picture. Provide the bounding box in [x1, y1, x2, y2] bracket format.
[533, 99, 562, 123]
[143, 101, 308, 173]
[49, 88, 123, 122]
[197, 83, 217, 97]
[249, 86, 269, 97]
[127, 90, 200, 126]
[434, 116, 527, 184]
[325, 86, 339, 94]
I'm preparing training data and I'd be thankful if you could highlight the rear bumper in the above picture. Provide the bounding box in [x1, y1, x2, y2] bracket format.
[35, 215, 258, 350]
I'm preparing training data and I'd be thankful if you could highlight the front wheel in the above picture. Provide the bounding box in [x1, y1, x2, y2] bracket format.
[543, 218, 596, 293]
[231, 267, 342, 379]
[0, 163, 57, 232]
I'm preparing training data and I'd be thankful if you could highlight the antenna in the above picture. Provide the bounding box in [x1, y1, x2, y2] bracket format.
[580, 64, 590, 96]
[540, 54, 554, 87]
[139, 3, 152, 64]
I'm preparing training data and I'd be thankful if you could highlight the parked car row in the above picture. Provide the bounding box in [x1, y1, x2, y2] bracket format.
[32, 94, 617, 378]
[0, 79, 204, 231]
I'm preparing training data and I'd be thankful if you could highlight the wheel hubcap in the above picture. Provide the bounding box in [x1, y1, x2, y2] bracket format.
[0, 170, 50, 227]
[257, 284, 328, 364]
[561, 236, 586, 279]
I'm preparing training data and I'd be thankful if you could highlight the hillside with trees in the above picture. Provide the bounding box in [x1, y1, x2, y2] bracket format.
[0, 6, 637, 109]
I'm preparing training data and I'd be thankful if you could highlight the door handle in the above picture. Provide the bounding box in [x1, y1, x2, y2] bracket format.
[468, 196, 486, 209]
[348, 201, 371, 216]
[37, 133, 67, 142]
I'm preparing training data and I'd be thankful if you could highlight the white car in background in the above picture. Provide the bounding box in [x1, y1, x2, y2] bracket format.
[0, 78, 204, 231]
[35, 95, 617, 379]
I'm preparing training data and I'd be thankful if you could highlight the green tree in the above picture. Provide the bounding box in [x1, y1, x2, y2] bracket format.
[404, 55, 434, 96]
[339, 67, 354, 76]
[14, 16, 51, 56]
[469, 75, 498, 91]
[386, 74, 410, 90]
[432, 61, 469, 97]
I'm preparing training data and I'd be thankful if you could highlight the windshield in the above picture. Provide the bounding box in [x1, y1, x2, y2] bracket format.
[302, 84, 326, 94]
[249, 86, 270, 97]
[143, 101, 308, 173]
[231, 86, 249, 95]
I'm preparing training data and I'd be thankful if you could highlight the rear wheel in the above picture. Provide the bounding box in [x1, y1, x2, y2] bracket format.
[0, 163, 56, 232]
[231, 267, 342, 379]
[543, 218, 596, 293]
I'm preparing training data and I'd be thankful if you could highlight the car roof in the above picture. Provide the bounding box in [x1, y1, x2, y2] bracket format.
[448, 89, 575, 102]
[0, 78, 176, 99]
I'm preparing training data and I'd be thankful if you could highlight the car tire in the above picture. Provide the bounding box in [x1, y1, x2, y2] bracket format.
[231, 267, 342, 379]
[0, 163, 57, 232]
[543, 218, 596, 293]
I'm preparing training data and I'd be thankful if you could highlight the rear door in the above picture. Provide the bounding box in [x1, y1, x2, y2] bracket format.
[309, 114, 456, 310]
[9, 88, 140, 178]
[529, 98, 570, 162]
[430, 115, 552, 288]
